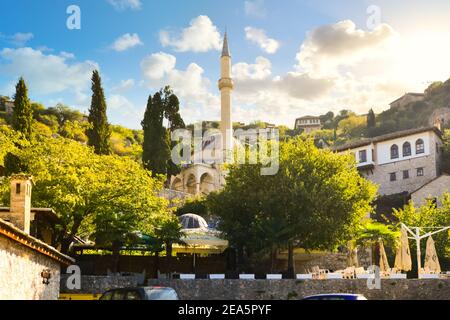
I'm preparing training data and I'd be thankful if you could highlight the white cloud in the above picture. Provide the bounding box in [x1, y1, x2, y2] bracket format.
[112, 79, 135, 93]
[141, 52, 220, 122]
[140, 52, 176, 80]
[233, 56, 272, 80]
[108, 94, 135, 112]
[60, 51, 75, 59]
[0, 32, 34, 46]
[111, 33, 143, 52]
[0, 47, 98, 95]
[244, 0, 266, 18]
[296, 20, 397, 76]
[10, 33, 34, 46]
[107, 0, 141, 11]
[245, 27, 280, 54]
[159, 15, 221, 53]
[107, 94, 144, 129]
[232, 56, 334, 110]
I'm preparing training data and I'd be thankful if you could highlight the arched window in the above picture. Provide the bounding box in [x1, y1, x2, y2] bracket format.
[416, 139, 425, 154]
[390, 144, 399, 159]
[403, 142, 411, 157]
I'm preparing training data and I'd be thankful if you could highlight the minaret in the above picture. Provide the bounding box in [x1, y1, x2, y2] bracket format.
[218, 32, 234, 162]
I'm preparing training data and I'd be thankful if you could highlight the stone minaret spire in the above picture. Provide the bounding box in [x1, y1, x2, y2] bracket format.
[218, 32, 234, 162]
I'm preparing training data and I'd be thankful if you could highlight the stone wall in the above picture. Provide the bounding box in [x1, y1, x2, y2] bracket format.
[60, 275, 138, 294]
[411, 175, 450, 206]
[0, 234, 61, 300]
[364, 141, 440, 196]
[148, 279, 450, 300]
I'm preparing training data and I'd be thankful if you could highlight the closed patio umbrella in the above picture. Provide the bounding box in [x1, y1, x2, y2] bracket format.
[346, 241, 358, 267]
[424, 236, 441, 273]
[379, 240, 390, 272]
[394, 227, 412, 272]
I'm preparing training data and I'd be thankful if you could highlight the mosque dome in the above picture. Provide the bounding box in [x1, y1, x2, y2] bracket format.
[180, 214, 209, 230]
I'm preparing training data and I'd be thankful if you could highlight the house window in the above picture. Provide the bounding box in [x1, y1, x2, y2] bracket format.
[417, 167, 424, 177]
[16, 183, 21, 195]
[359, 150, 367, 163]
[390, 172, 397, 182]
[416, 139, 425, 154]
[403, 142, 411, 157]
[390, 144, 399, 159]
[403, 170, 409, 179]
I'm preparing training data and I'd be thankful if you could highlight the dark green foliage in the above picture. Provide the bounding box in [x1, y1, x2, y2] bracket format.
[175, 197, 208, 217]
[367, 108, 376, 129]
[86, 70, 112, 155]
[443, 130, 450, 174]
[3, 152, 27, 176]
[142, 93, 169, 175]
[12, 78, 33, 140]
[141, 86, 184, 179]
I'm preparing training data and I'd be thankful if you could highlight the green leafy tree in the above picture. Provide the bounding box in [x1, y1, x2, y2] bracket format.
[0, 136, 169, 254]
[354, 219, 399, 263]
[86, 70, 111, 155]
[208, 138, 377, 276]
[175, 196, 208, 217]
[12, 77, 33, 140]
[153, 213, 184, 277]
[394, 196, 450, 264]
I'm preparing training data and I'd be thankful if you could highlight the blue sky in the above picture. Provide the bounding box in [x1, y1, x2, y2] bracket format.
[1, 0, 450, 129]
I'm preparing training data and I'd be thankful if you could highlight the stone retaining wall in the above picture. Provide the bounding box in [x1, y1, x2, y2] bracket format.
[147, 279, 450, 300]
[60, 275, 138, 294]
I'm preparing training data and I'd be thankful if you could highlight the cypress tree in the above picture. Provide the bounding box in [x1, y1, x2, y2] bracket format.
[12, 77, 33, 140]
[142, 93, 170, 175]
[367, 108, 376, 129]
[141, 87, 185, 179]
[86, 70, 111, 155]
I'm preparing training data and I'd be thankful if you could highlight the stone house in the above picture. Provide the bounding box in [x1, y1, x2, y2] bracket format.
[294, 116, 322, 133]
[334, 126, 443, 197]
[0, 174, 74, 300]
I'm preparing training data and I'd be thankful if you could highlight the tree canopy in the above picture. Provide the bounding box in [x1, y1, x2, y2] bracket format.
[207, 138, 377, 274]
[0, 135, 170, 254]
[394, 195, 450, 262]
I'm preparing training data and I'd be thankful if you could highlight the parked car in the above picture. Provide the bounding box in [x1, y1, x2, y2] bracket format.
[302, 293, 367, 300]
[99, 287, 179, 300]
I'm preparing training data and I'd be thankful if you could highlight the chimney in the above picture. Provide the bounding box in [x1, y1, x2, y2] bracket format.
[8, 174, 33, 234]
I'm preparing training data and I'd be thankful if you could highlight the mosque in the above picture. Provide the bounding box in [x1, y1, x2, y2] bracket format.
[169, 32, 235, 196]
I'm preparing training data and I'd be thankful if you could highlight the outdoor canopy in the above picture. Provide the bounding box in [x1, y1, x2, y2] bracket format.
[394, 227, 412, 272]
[424, 236, 441, 273]
[379, 240, 390, 272]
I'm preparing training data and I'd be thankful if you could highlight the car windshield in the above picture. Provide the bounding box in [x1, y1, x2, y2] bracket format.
[145, 288, 178, 300]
